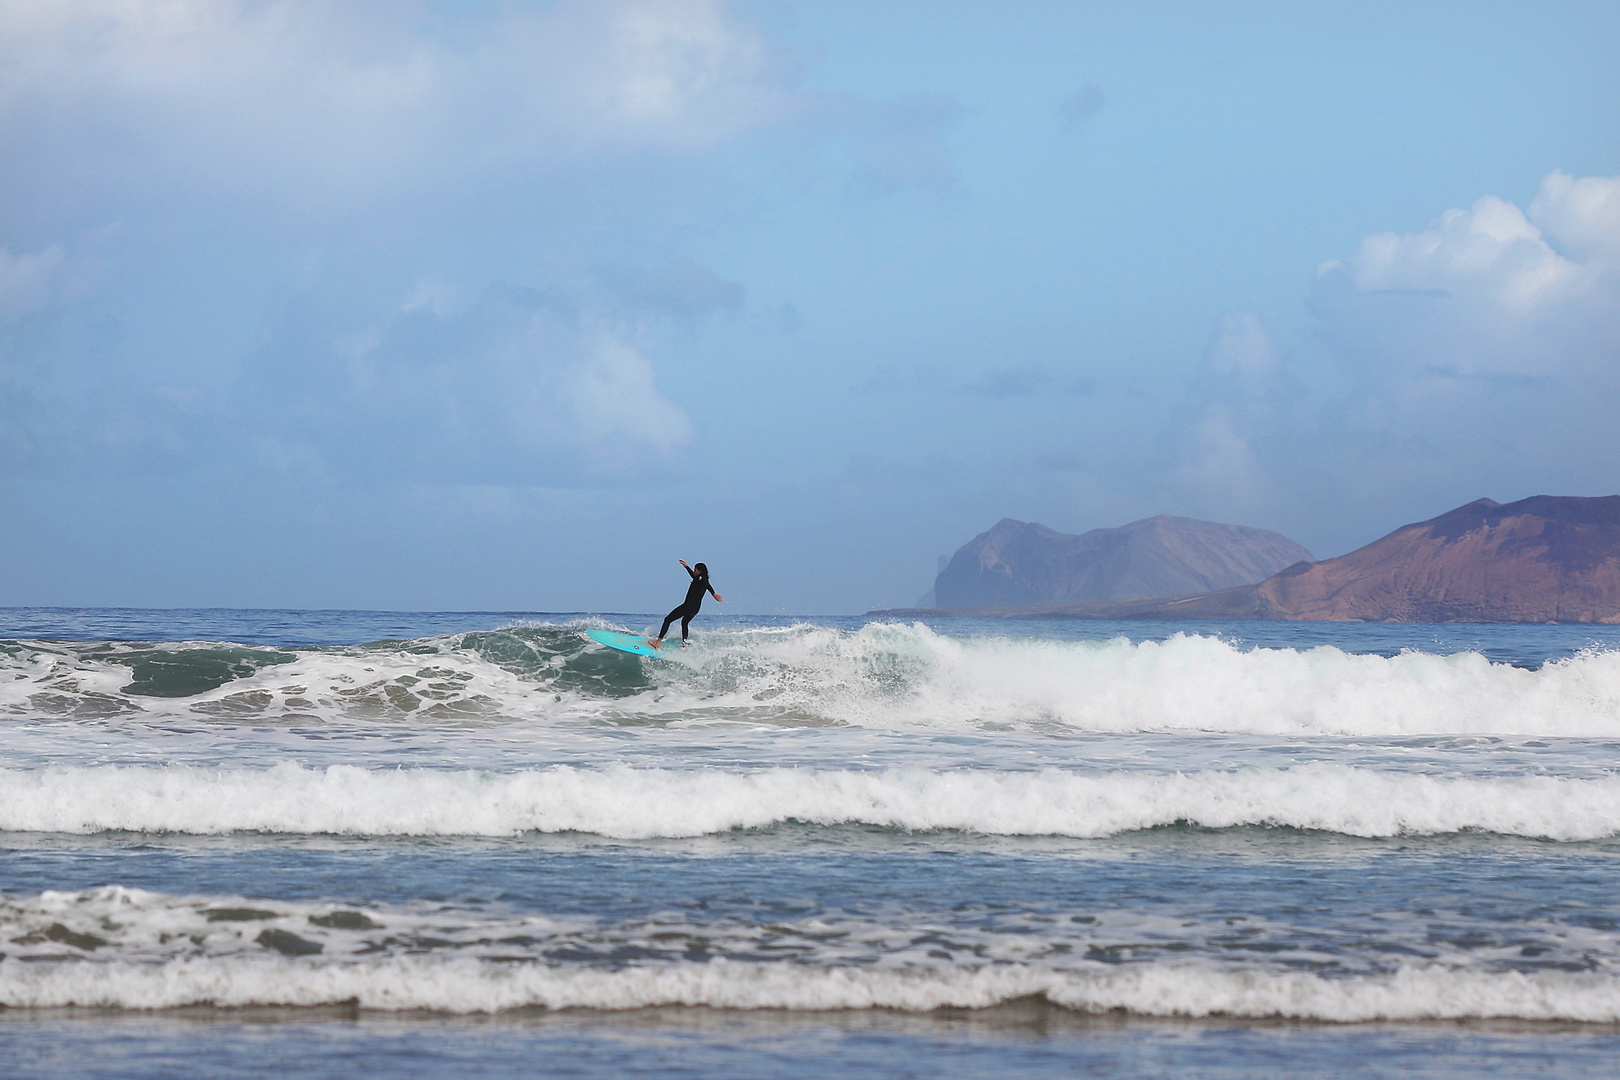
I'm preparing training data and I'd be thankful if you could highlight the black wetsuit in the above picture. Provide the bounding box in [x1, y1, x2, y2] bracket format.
[659, 567, 718, 641]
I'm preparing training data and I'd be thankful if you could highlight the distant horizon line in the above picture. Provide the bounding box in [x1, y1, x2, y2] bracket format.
[0, 605, 867, 617]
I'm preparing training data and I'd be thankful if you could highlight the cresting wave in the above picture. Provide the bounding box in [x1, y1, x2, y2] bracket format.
[3, 623, 1620, 736]
[8, 958, 1620, 1022]
[5, 762, 1620, 839]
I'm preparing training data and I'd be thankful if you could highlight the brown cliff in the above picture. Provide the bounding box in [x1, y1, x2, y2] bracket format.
[1244, 495, 1620, 622]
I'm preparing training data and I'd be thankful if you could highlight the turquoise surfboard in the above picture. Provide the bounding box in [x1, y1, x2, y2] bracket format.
[586, 628, 671, 657]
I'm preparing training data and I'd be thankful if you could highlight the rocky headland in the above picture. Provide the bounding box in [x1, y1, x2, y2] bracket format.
[874, 495, 1620, 623]
[929, 515, 1313, 607]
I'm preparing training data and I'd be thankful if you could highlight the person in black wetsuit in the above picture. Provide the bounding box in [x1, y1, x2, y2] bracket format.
[649, 560, 722, 648]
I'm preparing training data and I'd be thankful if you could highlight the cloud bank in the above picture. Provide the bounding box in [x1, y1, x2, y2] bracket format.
[0, 0, 801, 211]
[1163, 170, 1620, 534]
[243, 285, 694, 485]
[0, 0, 962, 494]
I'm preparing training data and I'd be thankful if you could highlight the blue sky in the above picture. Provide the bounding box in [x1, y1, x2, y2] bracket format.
[2, 0, 1617, 613]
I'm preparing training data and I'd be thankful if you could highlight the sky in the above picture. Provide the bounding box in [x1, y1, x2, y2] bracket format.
[1, 0, 1618, 614]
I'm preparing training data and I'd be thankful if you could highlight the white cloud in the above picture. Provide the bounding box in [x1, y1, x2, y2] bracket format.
[0, 0, 956, 236]
[1530, 170, 1620, 262]
[1202, 311, 1279, 388]
[1324, 193, 1569, 313]
[0, 2, 796, 484]
[524, 0, 798, 149]
[248, 285, 694, 483]
[1170, 312, 1288, 514]
[1293, 170, 1620, 509]
[1175, 404, 1273, 512]
[569, 333, 692, 456]
[1158, 175, 1620, 534]
[0, 1, 955, 492]
[0, 0, 801, 206]
[1313, 170, 1620, 383]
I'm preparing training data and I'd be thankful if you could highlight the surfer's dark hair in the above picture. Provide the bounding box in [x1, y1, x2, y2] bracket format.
[694, 562, 708, 576]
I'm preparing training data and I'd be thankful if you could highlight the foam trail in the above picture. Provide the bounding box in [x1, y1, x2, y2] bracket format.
[5, 762, 1620, 839]
[6, 957, 1620, 1022]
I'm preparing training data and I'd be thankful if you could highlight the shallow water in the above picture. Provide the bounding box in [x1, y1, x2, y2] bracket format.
[3, 608, 1620, 1075]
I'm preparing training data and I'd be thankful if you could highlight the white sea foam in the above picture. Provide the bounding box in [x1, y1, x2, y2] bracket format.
[6, 954, 1620, 1022]
[6, 887, 1618, 1021]
[4, 761, 1619, 839]
[4, 624, 1619, 737]
[667, 625, 1620, 736]
[14, 885, 1611, 976]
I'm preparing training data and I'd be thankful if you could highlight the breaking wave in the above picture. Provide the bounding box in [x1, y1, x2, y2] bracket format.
[3, 622, 1619, 737]
[4, 762, 1620, 840]
[11, 959, 1620, 1022]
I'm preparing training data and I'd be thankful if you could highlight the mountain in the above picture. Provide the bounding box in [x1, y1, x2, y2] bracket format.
[931, 515, 1314, 608]
[909, 495, 1620, 623]
[1232, 494, 1620, 622]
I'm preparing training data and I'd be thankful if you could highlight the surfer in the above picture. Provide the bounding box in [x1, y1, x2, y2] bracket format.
[649, 560, 722, 648]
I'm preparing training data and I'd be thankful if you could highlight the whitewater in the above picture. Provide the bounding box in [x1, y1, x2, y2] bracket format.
[7, 620, 1620, 738]
[4, 609, 1620, 1078]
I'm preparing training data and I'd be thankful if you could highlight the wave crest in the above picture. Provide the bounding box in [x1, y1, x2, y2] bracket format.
[5, 954, 1620, 1022]
[4, 624, 1620, 736]
[4, 762, 1619, 840]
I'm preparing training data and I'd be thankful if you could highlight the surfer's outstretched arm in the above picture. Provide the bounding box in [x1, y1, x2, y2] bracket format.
[680, 559, 720, 598]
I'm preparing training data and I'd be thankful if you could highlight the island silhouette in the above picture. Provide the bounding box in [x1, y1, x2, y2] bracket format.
[875, 495, 1620, 624]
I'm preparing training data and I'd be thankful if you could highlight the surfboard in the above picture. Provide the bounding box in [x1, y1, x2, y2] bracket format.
[586, 628, 670, 657]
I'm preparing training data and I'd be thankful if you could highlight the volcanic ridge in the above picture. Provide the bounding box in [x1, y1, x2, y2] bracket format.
[877, 495, 1620, 623]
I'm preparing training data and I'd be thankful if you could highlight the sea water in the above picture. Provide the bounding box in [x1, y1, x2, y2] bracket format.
[3, 609, 1620, 1078]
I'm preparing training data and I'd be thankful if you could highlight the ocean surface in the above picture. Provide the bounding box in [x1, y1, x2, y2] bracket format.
[4, 608, 1620, 1078]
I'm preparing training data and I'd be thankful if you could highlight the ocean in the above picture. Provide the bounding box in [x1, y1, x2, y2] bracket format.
[3, 608, 1620, 1078]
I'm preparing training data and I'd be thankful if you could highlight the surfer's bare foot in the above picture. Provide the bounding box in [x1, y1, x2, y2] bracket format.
[648, 638, 663, 648]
